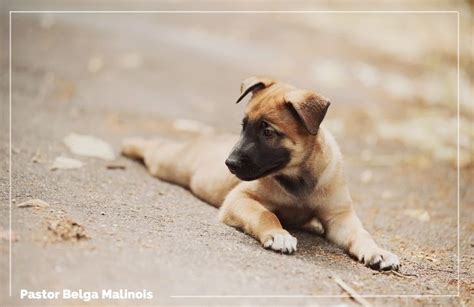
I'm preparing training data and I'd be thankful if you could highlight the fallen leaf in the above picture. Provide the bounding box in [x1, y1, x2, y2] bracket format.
[17, 199, 50, 208]
[403, 209, 430, 222]
[50, 156, 84, 170]
[48, 218, 89, 241]
[64, 133, 115, 161]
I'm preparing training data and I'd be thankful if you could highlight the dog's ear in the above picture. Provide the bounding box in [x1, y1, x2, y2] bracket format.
[236, 76, 274, 103]
[284, 90, 330, 135]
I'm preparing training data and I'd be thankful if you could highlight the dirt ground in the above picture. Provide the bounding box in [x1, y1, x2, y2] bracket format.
[1, 1, 473, 306]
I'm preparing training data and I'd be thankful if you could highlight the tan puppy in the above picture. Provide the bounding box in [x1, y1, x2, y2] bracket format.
[122, 77, 400, 271]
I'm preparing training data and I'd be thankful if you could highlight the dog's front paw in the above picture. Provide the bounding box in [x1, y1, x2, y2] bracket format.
[351, 245, 400, 271]
[262, 230, 297, 254]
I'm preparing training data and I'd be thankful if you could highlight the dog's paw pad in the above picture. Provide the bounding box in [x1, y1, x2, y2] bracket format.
[263, 232, 297, 254]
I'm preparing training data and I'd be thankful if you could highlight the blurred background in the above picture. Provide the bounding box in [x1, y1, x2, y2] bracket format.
[7, 9, 472, 167]
[1, 1, 473, 306]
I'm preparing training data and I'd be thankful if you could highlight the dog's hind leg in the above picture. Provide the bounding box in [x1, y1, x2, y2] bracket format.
[302, 218, 325, 235]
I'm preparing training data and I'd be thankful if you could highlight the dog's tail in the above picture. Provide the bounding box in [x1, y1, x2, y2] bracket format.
[122, 119, 213, 160]
[121, 137, 151, 160]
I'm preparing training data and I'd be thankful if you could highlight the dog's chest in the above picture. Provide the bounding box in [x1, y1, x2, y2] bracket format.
[273, 206, 315, 227]
[264, 184, 319, 227]
[259, 174, 323, 223]
[274, 175, 315, 198]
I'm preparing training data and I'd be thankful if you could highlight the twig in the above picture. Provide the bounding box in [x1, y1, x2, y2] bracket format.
[387, 270, 418, 279]
[334, 276, 372, 307]
[106, 163, 126, 170]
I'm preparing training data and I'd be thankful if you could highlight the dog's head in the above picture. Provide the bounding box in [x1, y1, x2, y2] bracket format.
[225, 76, 331, 181]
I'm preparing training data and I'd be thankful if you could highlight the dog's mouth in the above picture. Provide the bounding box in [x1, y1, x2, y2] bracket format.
[233, 161, 288, 181]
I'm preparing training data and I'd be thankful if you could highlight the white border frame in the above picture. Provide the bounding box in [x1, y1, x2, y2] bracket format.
[8, 10, 461, 300]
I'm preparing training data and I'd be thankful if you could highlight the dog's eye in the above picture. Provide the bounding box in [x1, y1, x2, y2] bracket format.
[261, 121, 275, 138]
[263, 128, 274, 138]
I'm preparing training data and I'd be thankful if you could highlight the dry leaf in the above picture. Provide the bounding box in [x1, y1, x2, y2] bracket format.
[48, 218, 89, 241]
[50, 156, 84, 170]
[403, 209, 430, 222]
[17, 199, 50, 208]
[64, 133, 115, 161]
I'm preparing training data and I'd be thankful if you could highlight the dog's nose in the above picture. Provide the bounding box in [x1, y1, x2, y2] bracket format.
[225, 158, 241, 174]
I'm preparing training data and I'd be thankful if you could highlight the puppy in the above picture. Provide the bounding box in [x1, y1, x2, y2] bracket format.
[122, 76, 400, 271]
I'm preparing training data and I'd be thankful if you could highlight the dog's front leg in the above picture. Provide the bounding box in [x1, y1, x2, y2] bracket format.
[320, 204, 400, 270]
[219, 187, 297, 254]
